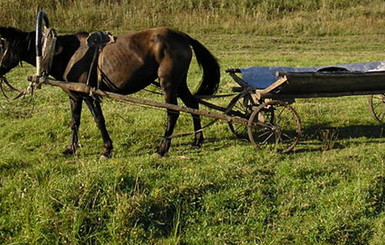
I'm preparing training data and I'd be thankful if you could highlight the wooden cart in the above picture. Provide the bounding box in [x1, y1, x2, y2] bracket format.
[226, 63, 385, 152]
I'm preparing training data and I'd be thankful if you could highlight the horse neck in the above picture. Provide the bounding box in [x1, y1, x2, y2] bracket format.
[19, 31, 36, 66]
[18, 31, 82, 80]
[49, 34, 83, 80]
[19, 32, 65, 79]
[19, 32, 64, 80]
[25, 34, 81, 81]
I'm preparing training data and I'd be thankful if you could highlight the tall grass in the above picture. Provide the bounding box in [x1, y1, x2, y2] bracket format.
[0, 0, 384, 35]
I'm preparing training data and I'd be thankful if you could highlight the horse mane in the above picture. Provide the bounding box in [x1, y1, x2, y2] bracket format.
[0, 26, 88, 38]
[0, 27, 29, 40]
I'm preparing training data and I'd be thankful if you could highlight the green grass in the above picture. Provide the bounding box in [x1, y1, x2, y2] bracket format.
[1, 2, 385, 244]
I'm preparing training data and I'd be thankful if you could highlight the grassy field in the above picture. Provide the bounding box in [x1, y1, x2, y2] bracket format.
[1, 1, 385, 244]
[1, 0, 385, 35]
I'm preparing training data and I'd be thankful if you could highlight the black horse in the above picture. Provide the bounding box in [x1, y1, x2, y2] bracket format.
[0, 27, 220, 158]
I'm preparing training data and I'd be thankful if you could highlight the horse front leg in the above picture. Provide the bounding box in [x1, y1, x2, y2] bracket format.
[63, 96, 83, 156]
[84, 97, 113, 159]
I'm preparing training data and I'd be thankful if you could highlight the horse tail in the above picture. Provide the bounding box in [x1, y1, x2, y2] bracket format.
[188, 37, 220, 96]
[171, 30, 220, 96]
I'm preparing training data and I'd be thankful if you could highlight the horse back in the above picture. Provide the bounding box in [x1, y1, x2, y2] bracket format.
[62, 28, 194, 94]
[98, 28, 193, 93]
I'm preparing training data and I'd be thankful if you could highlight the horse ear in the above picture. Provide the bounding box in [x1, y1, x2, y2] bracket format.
[54, 44, 63, 55]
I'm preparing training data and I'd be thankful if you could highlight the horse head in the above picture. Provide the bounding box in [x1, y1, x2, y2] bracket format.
[0, 27, 32, 76]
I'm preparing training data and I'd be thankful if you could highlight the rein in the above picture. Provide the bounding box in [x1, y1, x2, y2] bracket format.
[0, 30, 36, 101]
[0, 76, 28, 101]
[86, 31, 116, 91]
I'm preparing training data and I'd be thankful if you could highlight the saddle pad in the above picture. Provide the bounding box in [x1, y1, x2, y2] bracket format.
[87, 31, 115, 48]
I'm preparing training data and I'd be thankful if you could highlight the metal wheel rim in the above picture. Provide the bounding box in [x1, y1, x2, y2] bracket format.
[247, 100, 302, 153]
[226, 93, 254, 139]
[368, 94, 385, 123]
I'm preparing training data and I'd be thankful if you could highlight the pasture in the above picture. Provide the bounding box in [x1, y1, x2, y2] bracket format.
[1, 1, 385, 244]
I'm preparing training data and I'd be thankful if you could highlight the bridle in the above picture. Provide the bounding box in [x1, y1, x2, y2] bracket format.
[0, 35, 33, 100]
[0, 10, 50, 101]
[0, 75, 26, 100]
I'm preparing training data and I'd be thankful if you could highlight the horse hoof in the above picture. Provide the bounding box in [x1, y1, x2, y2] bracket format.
[62, 148, 76, 156]
[192, 139, 203, 149]
[192, 143, 202, 149]
[99, 150, 112, 160]
[155, 148, 167, 156]
[192, 135, 204, 149]
[156, 140, 170, 156]
[155, 145, 169, 156]
[99, 154, 110, 161]
[62, 144, 78, 156]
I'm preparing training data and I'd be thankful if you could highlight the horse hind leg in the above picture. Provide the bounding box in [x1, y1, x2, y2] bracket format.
[155, 68, 182, 156]
[156, 92, 179, 156]
[155, 43, 193, 155]
[178, 80, 204, 148]
[156, 78, 203, 155]
[84, 96, 113, 159]
[63, 96, 83, 156]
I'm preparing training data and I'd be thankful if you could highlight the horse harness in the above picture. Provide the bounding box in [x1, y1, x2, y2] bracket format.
[0, 30, 49, 99]
[41, 28, 57, 76]
[86, 31, 118, 92]
[33, 30, 117, 98]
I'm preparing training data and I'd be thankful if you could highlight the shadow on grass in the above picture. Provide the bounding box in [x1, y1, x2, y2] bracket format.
[296, 123, 385, 152]
[117, 123, 384, 156]
[304, 123, 384, 139]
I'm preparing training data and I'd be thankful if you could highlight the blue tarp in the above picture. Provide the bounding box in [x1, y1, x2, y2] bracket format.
[239, 61, 385, 89]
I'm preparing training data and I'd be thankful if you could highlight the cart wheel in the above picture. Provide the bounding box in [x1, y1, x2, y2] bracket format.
[247, 100, 301, 153]
[368, 94, 385, 123]
[226, 93, 255, 139]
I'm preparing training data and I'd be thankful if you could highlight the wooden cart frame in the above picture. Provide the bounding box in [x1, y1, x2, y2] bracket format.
[226, 66, 385, 152]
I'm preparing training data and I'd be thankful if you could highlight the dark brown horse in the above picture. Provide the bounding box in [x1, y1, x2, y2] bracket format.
[0, 27, 220, 158]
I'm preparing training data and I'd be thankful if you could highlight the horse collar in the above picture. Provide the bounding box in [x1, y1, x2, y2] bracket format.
[87, 31, 115, 49]
[85, 31, 115, 89]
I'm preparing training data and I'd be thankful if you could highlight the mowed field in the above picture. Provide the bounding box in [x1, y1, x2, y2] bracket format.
[1, 2, 385, 244]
